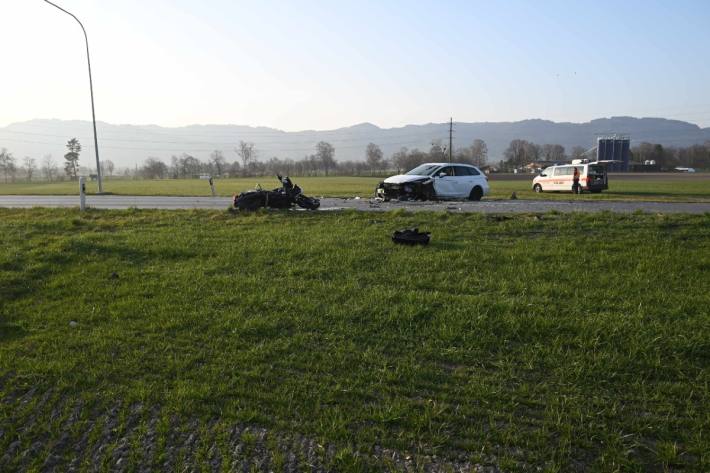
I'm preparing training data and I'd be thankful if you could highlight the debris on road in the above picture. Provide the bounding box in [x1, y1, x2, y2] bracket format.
[392, 228, 431, 245]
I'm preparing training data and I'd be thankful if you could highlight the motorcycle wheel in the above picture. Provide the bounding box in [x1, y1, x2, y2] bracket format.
[296, 195, 320, 210]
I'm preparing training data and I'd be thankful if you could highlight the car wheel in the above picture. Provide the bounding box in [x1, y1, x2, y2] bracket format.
[533, 184, 543, 193]
[468, 186, 483, 201]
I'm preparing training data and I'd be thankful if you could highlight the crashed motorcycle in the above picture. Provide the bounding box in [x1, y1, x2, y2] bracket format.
[233, 175, 320, 211]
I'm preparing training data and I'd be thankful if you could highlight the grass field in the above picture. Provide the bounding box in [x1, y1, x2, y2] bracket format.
[1, 209, 708, 471]
[0, 174, 709, 202]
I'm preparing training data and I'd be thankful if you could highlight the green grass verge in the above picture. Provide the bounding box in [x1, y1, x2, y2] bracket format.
[1, 209, 709, 471]
[0, 175, 709, 202]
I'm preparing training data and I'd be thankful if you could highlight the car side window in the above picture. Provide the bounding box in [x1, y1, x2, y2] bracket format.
[439, 166, 454, 177]
[458, 166, 480, 176]
[552, 167, 562, 176]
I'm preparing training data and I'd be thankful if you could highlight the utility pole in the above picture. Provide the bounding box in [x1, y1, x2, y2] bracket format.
[448, 118, 453, 162]
[43, 0, 103, 194]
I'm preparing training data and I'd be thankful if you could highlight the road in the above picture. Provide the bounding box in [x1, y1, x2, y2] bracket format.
[1, 195, 709, 213]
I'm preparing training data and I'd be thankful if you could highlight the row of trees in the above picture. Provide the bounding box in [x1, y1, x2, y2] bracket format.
[4, 138, 709, 183]
[500, 139, 710, 170]
[0, 148, 73, 183]
[138, 139, 489, 179]
[0, 139, 117, 183]
[501, 140, 586, 169]
[631, 142, 710, 169]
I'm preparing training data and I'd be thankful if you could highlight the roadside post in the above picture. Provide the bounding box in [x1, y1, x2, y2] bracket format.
[79, 176, 86, 211]
[208, 177, 217, 197]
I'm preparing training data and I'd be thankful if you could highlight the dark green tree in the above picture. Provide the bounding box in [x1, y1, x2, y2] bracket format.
[64, 138, 81, 180]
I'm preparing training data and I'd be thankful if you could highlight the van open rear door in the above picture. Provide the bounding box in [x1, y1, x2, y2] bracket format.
[588, 164, 608, 190]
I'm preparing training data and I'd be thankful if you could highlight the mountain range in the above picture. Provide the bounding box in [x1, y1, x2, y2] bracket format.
[1, 117, 709, 169]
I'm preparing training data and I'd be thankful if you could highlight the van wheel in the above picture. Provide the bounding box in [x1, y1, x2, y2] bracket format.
[469, 186, 483, 201]
[533, 184, 543, 193]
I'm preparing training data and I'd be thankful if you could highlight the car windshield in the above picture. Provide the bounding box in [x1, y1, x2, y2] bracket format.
[406, 164, 440, 176]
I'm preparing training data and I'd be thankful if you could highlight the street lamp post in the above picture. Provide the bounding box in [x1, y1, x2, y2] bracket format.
[43, 0, 103, 193]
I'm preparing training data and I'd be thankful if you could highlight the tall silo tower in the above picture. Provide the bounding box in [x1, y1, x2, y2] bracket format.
[596, 134, 631, 171]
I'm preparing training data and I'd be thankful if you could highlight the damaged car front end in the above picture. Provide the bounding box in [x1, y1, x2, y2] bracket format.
[375, 163, 442, 201]
[376, 177, 436, 201]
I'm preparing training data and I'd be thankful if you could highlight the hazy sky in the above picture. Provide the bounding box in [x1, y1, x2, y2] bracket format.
[2, 0, 710, 130]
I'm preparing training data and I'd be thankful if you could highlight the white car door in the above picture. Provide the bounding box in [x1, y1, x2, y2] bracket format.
[433, 166, 458, 197]
[453, 165, 476, 197]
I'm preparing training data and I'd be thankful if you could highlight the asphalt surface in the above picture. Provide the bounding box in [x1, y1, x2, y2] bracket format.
[1, 195, 709, 213]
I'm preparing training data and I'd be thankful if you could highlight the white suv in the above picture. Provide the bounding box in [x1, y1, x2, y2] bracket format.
[532, 163, 608, 194]
[376, 163, 490, 201]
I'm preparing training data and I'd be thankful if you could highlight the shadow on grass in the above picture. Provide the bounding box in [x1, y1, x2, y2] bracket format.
[62, 238, 198, 264]
[1, 237, 199, 303]
[0, 322, 27, 342]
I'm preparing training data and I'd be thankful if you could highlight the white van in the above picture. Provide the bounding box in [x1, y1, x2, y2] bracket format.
[532, 163, 608, 194]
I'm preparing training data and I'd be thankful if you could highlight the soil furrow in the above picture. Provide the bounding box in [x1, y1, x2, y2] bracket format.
[89, 402, 122, 472]
[0, 395, 502, 472]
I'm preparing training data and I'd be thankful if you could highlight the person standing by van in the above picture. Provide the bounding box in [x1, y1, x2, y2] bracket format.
[572, 167, 581, 194]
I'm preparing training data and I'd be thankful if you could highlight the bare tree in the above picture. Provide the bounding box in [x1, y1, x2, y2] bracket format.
[178, 154, 201, 177]
[470, 139, 488, 167]
[391, 147, 409, 173]
[228, 160, 241, 177]
[0, 148, 16, 183]
[23, 157, 37, 182]
[570, 146, 586, 160]
[101, 159, 115, 178]
[503, 139, 539, 168]
[365, 143, 384, 175]
[210, 150, 226, 176]
[429, 140, 446, 161]
[541, 144, 566, 162]
[236, 141, 256, 176]
[316, 141, 335, 176]
[169, 155, 180, 178]
[307, 154, 319, 176]
[632, 142, 656, 163]
[42, 154, 57, 182]
[64, 138, 81, 180]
